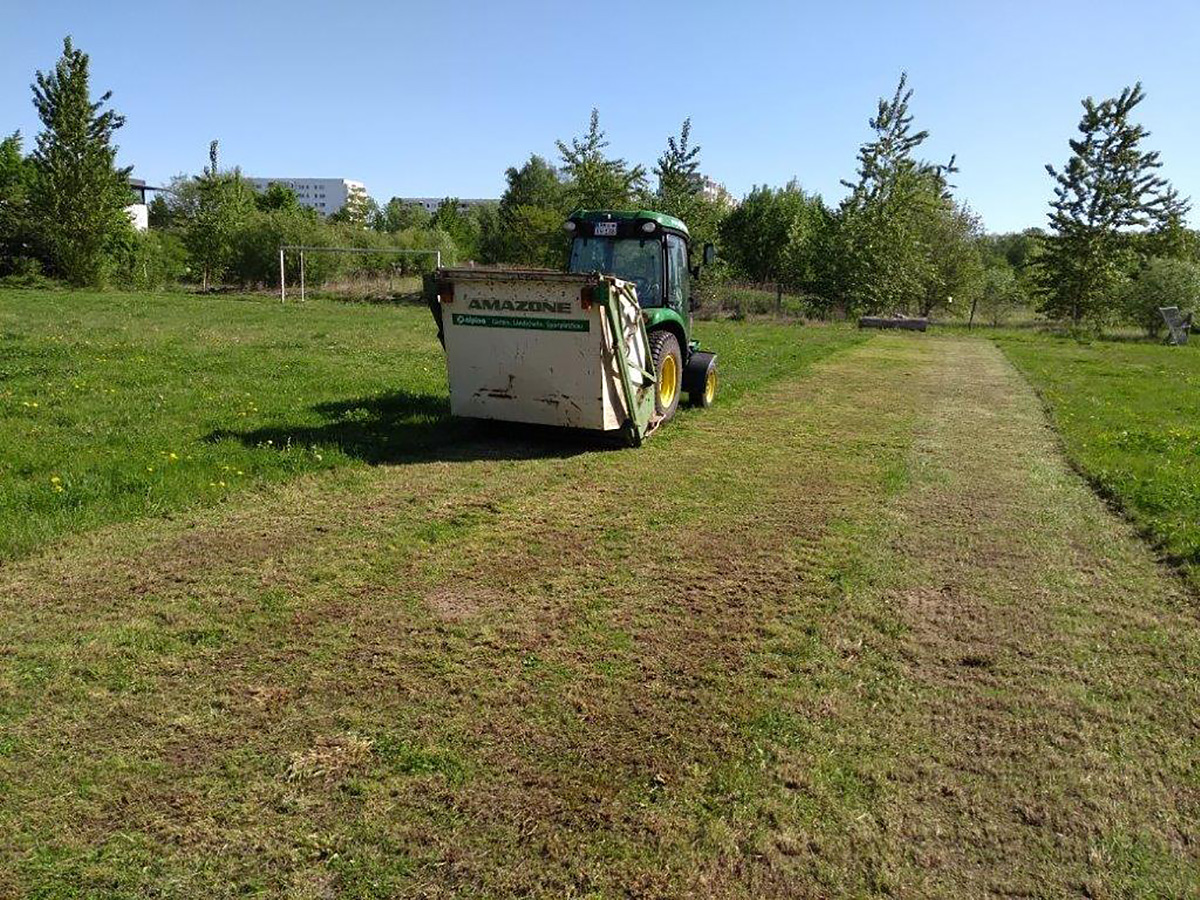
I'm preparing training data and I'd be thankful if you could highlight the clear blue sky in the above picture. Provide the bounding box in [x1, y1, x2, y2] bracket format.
[4, 0, 1198, 233]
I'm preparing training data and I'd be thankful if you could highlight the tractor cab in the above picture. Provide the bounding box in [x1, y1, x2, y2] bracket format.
[565, 210, 717, 420]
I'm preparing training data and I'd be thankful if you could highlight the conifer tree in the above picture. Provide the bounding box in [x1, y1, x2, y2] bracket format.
[1038, 83, 1188, 324]
[29, 36, 133, 286]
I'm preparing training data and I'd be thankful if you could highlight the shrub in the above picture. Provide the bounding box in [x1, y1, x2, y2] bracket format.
[113, 230, 187, 290]
[1122, 256, 1200, 337]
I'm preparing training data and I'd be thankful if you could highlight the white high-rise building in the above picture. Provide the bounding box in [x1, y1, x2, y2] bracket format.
[248, 177, 367, 216]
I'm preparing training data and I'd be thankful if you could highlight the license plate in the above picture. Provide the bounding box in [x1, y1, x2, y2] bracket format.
[594, 221, 617, 236]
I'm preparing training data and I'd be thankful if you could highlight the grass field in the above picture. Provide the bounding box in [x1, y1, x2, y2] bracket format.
[995, 331, 1200, 587]
[2, 294, 1199, 897]
[0, 289, 852, 561]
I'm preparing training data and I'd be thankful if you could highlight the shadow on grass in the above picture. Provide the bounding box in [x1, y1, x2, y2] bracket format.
[208, 388, 616, 464]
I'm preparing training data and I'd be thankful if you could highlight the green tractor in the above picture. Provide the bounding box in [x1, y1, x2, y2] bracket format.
[565, 209, 718, 421]
[431, 208, 717, 444]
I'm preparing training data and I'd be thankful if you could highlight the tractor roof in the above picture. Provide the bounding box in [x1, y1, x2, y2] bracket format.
[569, 209, 690, 238]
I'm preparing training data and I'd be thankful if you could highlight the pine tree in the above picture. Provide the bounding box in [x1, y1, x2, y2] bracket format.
[556, 110, 646, 209]
[29, 36, 133, 286]
[1038, 83, 1188, 324]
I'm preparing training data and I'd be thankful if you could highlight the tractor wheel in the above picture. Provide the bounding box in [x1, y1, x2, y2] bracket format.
[649, 331, 683, 422]
[691, 362, 717, 408]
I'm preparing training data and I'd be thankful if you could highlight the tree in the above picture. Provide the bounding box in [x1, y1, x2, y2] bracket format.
[976, 265, 1027, 326]
[500, 155, 565, 212]
[649, 118, 730, 251]
[1038, 83, 1189, 324]
[328, 187, 374, 226]
[484, 155, 569, 266]
[916, 198, 984, 317]
[28, 36, 134, 286]
[557, 109, 646, 209]
[184, 140, 254, 290]
[831, 73, 959, 314]
[431, 199, 481, 260]
[719, 182, 821, 284]
[372, 197, 430, 233]
[0, 131, 35, 274]
[1121, 256, 1200, 336]
[254, 182, 300, 213]
[147, 193, 172, 229]
[654, 118, 702, 216]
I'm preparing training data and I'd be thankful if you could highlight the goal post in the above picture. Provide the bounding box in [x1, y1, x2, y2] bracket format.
[278, 245, 443, 302]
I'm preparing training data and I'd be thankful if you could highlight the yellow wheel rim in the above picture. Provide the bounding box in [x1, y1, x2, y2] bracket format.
[704, 367, 717, 404]
[659, 353, 678, 409]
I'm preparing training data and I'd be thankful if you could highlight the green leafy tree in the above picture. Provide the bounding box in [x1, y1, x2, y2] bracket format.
[372, 197, 431, 233]
[916, 198, 984, 317]
[557, 109, 646, 209]
[654, 118, 702, 215]
[254, 182, 300, 213]
[650, 118, 730, 251]
[500, 155, 565, 211]
[328, 187, 375, 226]
[484, 155, 569, 266]
[147, 193, 172, 229]
[831, 73, 958, 314]
[1122, 256, 1200, 336]
[1038, 83, 1188, 324]
[976, 265, 1028, 326]
[28, 36, 134, 286]
[184, 140, 255, 290]
[719, 182, 820, 283]
[0, 131, 36, 274]
[431, 199, 481, 260]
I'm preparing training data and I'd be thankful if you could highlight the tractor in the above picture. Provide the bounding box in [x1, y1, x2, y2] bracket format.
[430, 209, 717, 444]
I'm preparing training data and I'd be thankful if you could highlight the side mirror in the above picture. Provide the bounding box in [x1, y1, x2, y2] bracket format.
[689, 264, 702, 280]
[703, 243, 716, 266]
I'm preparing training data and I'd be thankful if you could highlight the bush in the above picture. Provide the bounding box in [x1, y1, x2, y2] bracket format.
[1123, 256, 1200, 336]
[113, 230, 188, 291]
[224, 210, 461, 290]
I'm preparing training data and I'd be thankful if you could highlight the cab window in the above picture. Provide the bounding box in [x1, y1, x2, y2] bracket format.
[568, 236, 664, 307]
[666, 234, 689, 311]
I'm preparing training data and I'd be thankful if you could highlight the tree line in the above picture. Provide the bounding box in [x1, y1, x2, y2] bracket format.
[2, 37, 1197, 332]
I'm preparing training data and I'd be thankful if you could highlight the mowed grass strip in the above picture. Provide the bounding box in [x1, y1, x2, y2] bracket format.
[995, 331, 1200, 586]
[868, 337, 1199, 896]
[0, 288, 853, 561]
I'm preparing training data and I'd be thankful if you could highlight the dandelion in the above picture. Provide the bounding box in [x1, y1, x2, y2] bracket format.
[168, 452, 178, 461]
[50, 476, 61, 484]
[147, 466, 154, 472]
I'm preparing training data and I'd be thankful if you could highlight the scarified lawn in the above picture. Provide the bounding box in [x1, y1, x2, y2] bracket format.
[1, 320, 1198, 897]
